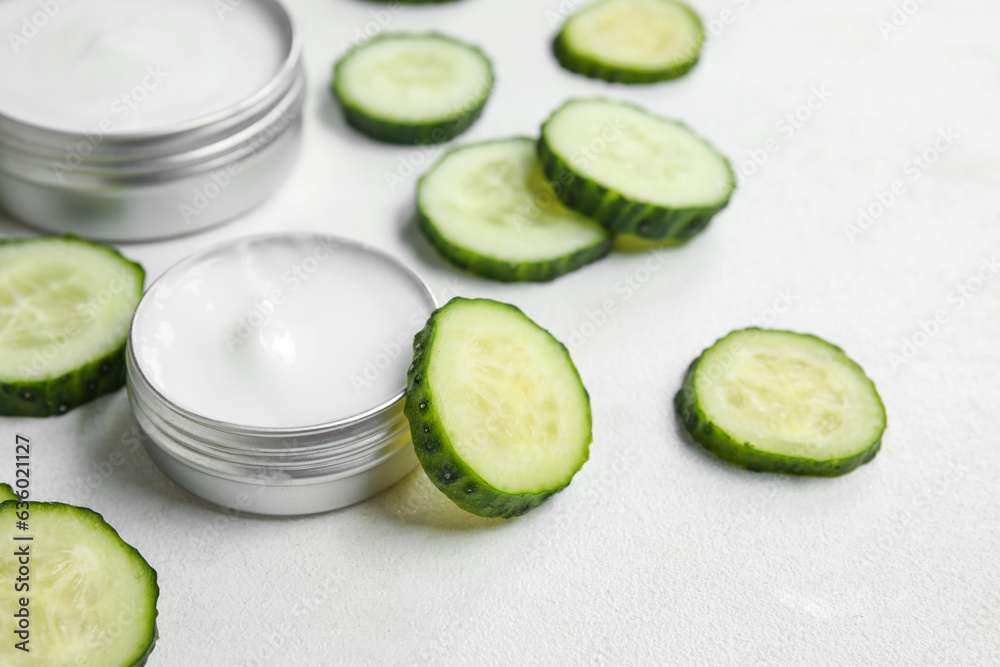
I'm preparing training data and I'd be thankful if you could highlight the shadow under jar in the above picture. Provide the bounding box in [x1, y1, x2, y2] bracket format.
[0, 0, 305, 241]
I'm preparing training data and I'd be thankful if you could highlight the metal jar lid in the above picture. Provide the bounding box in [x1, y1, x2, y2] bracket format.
[0, 0, 305, 241]
[125, 234, 438, 515]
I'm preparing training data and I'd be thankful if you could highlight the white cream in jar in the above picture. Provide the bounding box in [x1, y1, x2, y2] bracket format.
[0, 0, 286, 133]
[131, 234, 435, 429]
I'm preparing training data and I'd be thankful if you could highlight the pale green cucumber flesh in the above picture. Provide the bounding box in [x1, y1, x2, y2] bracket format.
[0, 503, 158, 667]
[0, 483, 17, 502]
[332, 33, 494, 145]
[417, 137, 612, 282]
[404, 298, 592, 518]
[539, 98, 734, 240]
[675, 328, 886, 476]
[0, 236, 145, 417]
[554, 0, 704, 84]
[613, 233, 687, 253]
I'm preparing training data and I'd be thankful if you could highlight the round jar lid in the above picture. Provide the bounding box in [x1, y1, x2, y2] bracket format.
[0, 0, 294, 135]
[130, 234, 437, 430]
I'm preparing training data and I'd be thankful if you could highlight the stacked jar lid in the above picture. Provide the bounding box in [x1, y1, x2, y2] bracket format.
[0, 0, 306, 241]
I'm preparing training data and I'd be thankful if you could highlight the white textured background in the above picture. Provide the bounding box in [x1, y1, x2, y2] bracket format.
[2, 0, 999, 664]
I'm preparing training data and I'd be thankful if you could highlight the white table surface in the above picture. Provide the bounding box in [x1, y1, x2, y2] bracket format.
[2, 0, 999, 664]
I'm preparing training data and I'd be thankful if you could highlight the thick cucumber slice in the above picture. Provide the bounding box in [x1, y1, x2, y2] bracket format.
[404, 298, 592, 518]
[554, 0, 704, 84]
[0, 483, 17, 502]
[538, 98, 734, 240]
[332, 33, 494, 145]
[417, 138, 613, 282]
[0, 503, 158, 666]
[675, 329, 886, 476]
[0, 237, 145, 417]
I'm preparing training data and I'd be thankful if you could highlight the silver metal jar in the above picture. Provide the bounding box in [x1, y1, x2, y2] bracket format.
[125, 234, 438, 515]
[127, 373, 421, 516]
[0, 0, 305, 242]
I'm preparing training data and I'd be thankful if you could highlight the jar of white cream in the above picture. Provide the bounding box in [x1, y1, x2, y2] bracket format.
[0, 0, 304, 241]
[126, 234, 438, 515]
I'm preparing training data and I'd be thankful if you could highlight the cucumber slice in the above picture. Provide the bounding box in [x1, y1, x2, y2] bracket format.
[675, 329, 886, 476]
[538, 98, 734, 240]
[417, 138, 613, 282]
[554, 0, 704, 84]
[0, 237, 145, 417]
[0, 502, 158, 666]
[404, 298, 592, 518]
[332, 33, 494, 145]
[0, 483, 17, 502]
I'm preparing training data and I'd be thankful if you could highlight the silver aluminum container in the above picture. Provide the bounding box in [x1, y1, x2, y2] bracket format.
[125, 234, 437, 515]
[0, 0, 304, 242]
